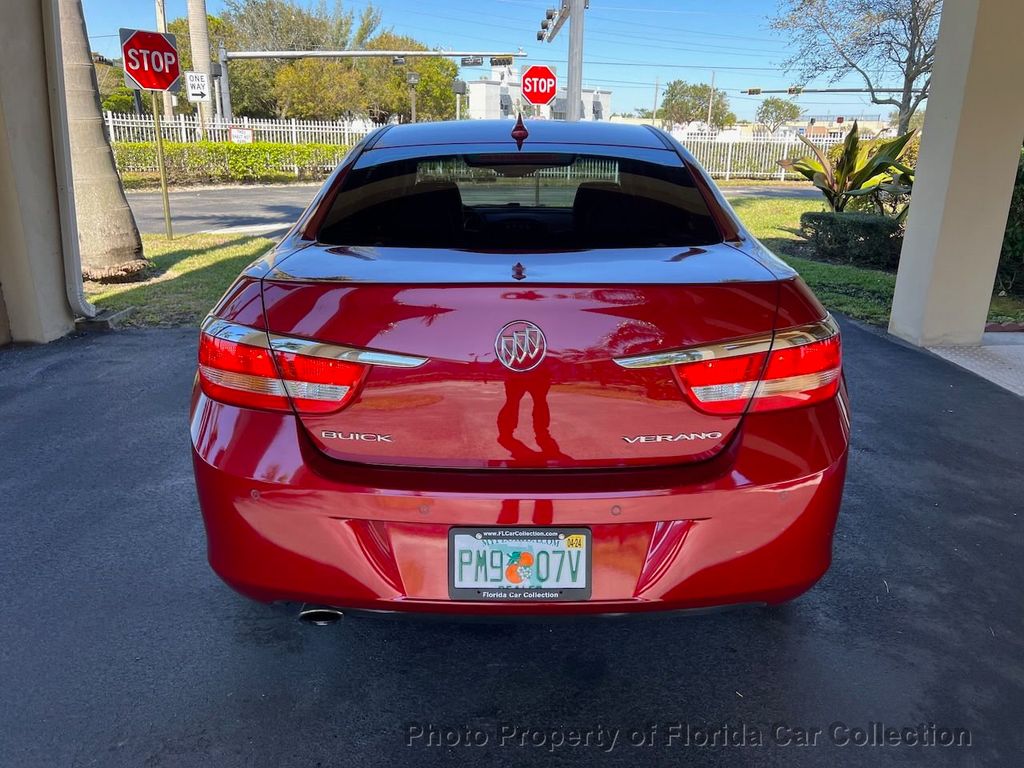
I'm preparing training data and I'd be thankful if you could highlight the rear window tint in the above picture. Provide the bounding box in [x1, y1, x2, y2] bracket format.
[318, 153, 721, 249]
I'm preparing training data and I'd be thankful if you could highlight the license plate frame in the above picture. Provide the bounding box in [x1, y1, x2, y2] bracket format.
[448, 527, 592, 601]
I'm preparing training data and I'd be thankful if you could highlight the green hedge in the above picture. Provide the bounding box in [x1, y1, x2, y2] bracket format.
[112, 141, 350, 184]
[800, 211, 903, 270]
[999, 151, 1024, 295]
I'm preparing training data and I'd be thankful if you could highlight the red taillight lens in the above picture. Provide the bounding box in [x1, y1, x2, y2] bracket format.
[675, 322, 842, 415]
[198, 328, 366, 414]
[199, 333, 292, 412]
[272, 351, 366, 414]
[749, 333, 841, 412]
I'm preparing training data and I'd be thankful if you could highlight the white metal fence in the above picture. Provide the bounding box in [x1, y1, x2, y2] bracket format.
[679, 134, 844, 180]
[104, 111, 382, 146]
[104, 111, 844, 180]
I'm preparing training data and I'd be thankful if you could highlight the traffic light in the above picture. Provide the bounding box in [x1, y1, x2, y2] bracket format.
[745, 87, 762, 95]
[490, 56, 514, 66]
[836, 116, 845, 124]
[392, 56, 406, 65]
[787, 86, 803, 95]
[546, 8, 556, 18]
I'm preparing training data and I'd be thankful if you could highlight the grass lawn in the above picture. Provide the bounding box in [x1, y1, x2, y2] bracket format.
[86, 234, 275, 326]
[86, 201, 1023, 328]
[729, 196, 1024, 325]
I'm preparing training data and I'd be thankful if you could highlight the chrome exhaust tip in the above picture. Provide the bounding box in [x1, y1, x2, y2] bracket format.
[298, 604, 344, 626]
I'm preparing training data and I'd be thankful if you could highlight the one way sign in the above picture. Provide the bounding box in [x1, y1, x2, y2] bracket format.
[185, 71, 211, 103]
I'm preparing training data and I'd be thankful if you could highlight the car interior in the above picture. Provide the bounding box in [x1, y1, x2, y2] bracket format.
[318, 156, 724, 250]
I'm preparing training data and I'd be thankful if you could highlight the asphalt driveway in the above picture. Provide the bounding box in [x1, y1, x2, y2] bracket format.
[1, 318, 1021, 767]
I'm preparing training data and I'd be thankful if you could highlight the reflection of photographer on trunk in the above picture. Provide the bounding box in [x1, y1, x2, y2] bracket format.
[496, 369, 568, 462]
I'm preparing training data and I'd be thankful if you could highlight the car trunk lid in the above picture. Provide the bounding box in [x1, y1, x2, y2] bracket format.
[258, 243, 780, 470]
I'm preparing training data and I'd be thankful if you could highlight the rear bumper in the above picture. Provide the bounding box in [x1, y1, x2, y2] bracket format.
[190, 385, 850, 615]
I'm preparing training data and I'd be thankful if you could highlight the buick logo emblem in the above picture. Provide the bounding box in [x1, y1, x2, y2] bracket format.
[495, 320, 546, 372]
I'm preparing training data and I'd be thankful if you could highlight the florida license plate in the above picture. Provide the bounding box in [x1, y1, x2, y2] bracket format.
[448, 528, 592, 601]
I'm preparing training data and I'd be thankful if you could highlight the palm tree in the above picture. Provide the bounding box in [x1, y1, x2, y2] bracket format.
[60, 0, 142, 273]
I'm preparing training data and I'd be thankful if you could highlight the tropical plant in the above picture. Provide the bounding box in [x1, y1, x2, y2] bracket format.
[61, 0, 142, 270]
[779, 121, 917, 213]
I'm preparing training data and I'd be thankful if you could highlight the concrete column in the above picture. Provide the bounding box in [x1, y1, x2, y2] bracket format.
[0, 0, 75, 343]
[889, 0, 1024, 346]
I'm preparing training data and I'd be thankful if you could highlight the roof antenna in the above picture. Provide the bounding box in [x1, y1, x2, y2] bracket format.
[511, 113, 529, 150]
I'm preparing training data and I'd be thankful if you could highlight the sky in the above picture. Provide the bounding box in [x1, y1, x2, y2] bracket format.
[83, 0, 898, 122]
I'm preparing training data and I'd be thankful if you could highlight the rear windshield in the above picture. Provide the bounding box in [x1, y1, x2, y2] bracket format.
[317, 153, 722, 249]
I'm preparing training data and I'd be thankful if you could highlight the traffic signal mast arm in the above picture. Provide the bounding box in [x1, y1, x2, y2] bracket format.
[742, 87, 927, 95]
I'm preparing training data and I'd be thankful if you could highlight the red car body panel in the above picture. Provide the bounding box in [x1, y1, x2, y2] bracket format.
[190, 120, 850, 615]
[191, 384, 848, 614]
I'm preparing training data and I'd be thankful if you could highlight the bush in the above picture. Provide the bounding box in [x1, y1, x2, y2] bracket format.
[827, 133, 921, 170]
[112, 140, 350, 185]
[998, 151, 1024, 295]
[800, 211, 903, 270]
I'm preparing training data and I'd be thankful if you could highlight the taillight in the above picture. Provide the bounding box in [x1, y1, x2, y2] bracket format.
[615, 316, 841, 415]
[197, 317, 426, 414]
[199, 332, 294, 412]
[199, 319, 365, 413]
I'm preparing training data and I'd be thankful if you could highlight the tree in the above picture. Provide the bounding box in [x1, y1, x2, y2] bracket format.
[755, 97, 801, 134]
[274, 59, 361, 119]
[771, 0, 940, 134]
[355, 33, 456, 123]
[166, 14, 232, 115]
[101, 86, 140, 114]
[60, 0, 142, 270]
[217, 0, 380, 117]
[659, 80, 735, 130]
[888, 108, 926, 133]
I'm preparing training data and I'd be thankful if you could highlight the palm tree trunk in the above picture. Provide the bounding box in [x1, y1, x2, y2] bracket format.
[60, 0, 142, 271]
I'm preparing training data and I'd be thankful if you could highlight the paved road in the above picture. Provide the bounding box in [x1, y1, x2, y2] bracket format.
[2, 318, 1021, 766]
[127, 184, 320, 239]
[126, 183, 819, 238]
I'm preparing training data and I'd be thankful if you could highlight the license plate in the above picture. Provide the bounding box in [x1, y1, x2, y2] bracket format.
[448, 528, 592, 601]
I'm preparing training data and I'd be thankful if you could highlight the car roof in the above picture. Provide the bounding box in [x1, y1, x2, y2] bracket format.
[369, 119, 670, 150]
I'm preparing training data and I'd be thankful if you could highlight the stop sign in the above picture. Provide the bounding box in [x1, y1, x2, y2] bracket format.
[521, 65, 557, 106]
[119, 28, 181, 92]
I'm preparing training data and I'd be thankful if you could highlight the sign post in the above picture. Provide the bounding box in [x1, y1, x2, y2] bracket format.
[120, 28, 181, 239]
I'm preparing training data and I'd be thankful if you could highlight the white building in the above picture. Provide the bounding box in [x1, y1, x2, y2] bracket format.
[467, 66, 611, 121]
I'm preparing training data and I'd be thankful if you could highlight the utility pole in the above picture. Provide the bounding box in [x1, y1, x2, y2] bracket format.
[407, 71, 420, 123]
[154, 0, 174, 119]
[706, 70, 716, 130]
[218, 41, 232, 121]
[566, 0, 585, 121]
[651, 76, 659, 126]
[186, 0, 212, 137]
[537, 1, 588, 122]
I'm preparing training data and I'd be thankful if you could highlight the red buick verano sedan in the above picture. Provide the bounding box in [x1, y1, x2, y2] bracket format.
[190, 120, 849, 621]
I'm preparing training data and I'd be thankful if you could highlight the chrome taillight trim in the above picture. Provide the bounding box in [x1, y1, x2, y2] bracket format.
[200, 316, 429, 368]
[268, 335, 428, 369]
[201, 316, 271, 349]
[613, 314, 839, 369]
